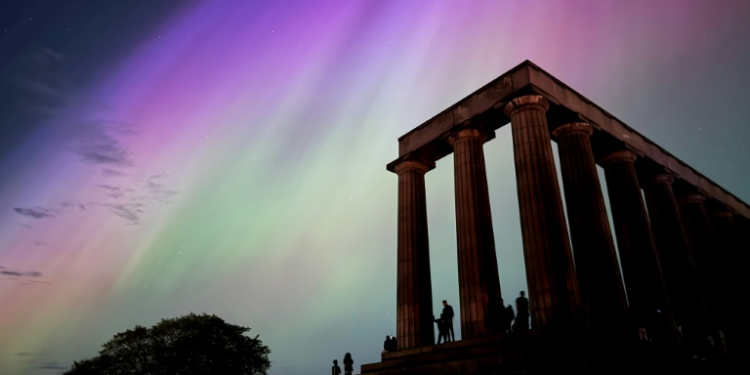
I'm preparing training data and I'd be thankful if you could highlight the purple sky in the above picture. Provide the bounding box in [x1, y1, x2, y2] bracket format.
[1, 1, 749, 374]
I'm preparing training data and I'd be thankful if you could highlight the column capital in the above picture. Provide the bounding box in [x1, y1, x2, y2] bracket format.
[504, 95, 550, 117]
[710, 210, 735, 219]
[551, 122, 593, 141]
[393, 159, 431, 175]
[650, 173, 675, 186]
[678, 194, 707, 206]
[599, 150, 637, 165]
[448, 128, 488, 146]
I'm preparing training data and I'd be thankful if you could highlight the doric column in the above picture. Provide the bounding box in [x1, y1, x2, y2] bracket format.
[709, 210, 741, 340]
[644, 173, 707, 333]
[599, 151, 676, 342]
[448, 128, 503, 338]
[394, 159, 434, 349]
[552, 123, 628, 330]
[504, 95, 583, 329]
[678, 194, 719, 324]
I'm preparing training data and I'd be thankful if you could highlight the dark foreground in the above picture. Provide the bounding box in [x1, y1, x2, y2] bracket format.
[362, 328, 740, 375]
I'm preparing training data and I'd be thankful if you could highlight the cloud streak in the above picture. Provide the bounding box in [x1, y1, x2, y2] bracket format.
[13, 207, 55, 219]
[37, 361, 67, 371]
[72, 119, 136, 167]
[101, 168, 127, 176]
[0, 265, 43, 278]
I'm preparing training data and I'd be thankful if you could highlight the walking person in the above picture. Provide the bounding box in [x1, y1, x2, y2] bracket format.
[442, 300, 455, 342]
[343, 352, 354, 375]
[434, 315, 448, 344]
[332, 359, 341, 375]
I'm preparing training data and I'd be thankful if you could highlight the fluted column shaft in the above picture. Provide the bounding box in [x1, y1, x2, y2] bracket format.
[644, 174, 707, 332]
[552, 123, 628, 330]
[600, 151, 676, 341]
[678, 195, 719, 325]
[504, 96, 583, 329]
[449, 128, 503, 338]
[710, 211, 741, 337]
[395, 160, 434, 349]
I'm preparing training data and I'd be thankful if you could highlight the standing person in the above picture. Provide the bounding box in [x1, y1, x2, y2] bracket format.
[505, 303, 516, 333]
[513, 291, 530, 332]
[332, 359, 341, 375]
[343, 352, 353, 375]
[498, 298, 509, 333]
[442, 300, 455, 342]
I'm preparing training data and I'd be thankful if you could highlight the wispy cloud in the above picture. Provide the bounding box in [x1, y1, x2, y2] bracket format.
[101, 168, 127, 177]
[37, 361, 67, 371]
[0, 265, 43, 278]
[13, 47, 72, 117]
[72, 119, 136, 167]
[144, 174, 178, 203]
[97, 184, 120, 191]
[105, 203, 143, 225]
[13, 202, 86, 220]
[13, 207, 55, 219]
[29, 48, 62, 65]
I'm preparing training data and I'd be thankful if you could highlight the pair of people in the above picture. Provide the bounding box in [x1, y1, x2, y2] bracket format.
[499, 291, 529, 333]
[331, 353, 353, 375]
[433, 292, 528, 342]
[499, 298, 515, 333]
[434, 300, 455, 344]
[383, 335, 397, 351]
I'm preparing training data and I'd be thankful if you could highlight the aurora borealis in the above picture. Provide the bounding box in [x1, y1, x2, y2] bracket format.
[2, 1, 750, 374]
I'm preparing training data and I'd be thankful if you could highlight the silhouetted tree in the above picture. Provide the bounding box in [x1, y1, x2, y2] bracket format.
[64, 313, 270, 375]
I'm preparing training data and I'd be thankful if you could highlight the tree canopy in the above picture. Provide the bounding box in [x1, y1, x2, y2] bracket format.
[64, 313, 270, 375]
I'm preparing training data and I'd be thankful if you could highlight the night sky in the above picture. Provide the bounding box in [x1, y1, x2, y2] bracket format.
[2, 1, 750, 374]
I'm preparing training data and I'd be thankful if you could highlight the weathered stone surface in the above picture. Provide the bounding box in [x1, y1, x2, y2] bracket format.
[552, 123, 628, 331]
[392, 61, 750, 218]
[394, 160, 435, 349]
[599, 151, 676, 341]
[709, 210, 743, 354]
[644, 173, 708, 335]
[504, 95, 583, 329]
[677, 195, 720, 325]
[448, 128, 502, 339]
[379, 61, 747, 374]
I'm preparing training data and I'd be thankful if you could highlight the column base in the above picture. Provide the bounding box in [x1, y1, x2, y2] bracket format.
[361, 327, 730, 375]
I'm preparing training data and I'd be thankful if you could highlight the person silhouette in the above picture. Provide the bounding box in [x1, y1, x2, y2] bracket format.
[388, 336, 397, 351]
[332, 359, 341, 375]
[498, 298, 511, 333]
[434, 315, 448, 344]
[513, 291, 530, 332]
[441, 300, 455, 342]
[343, 352, 353, 375]
[505, 304, 516, 333]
